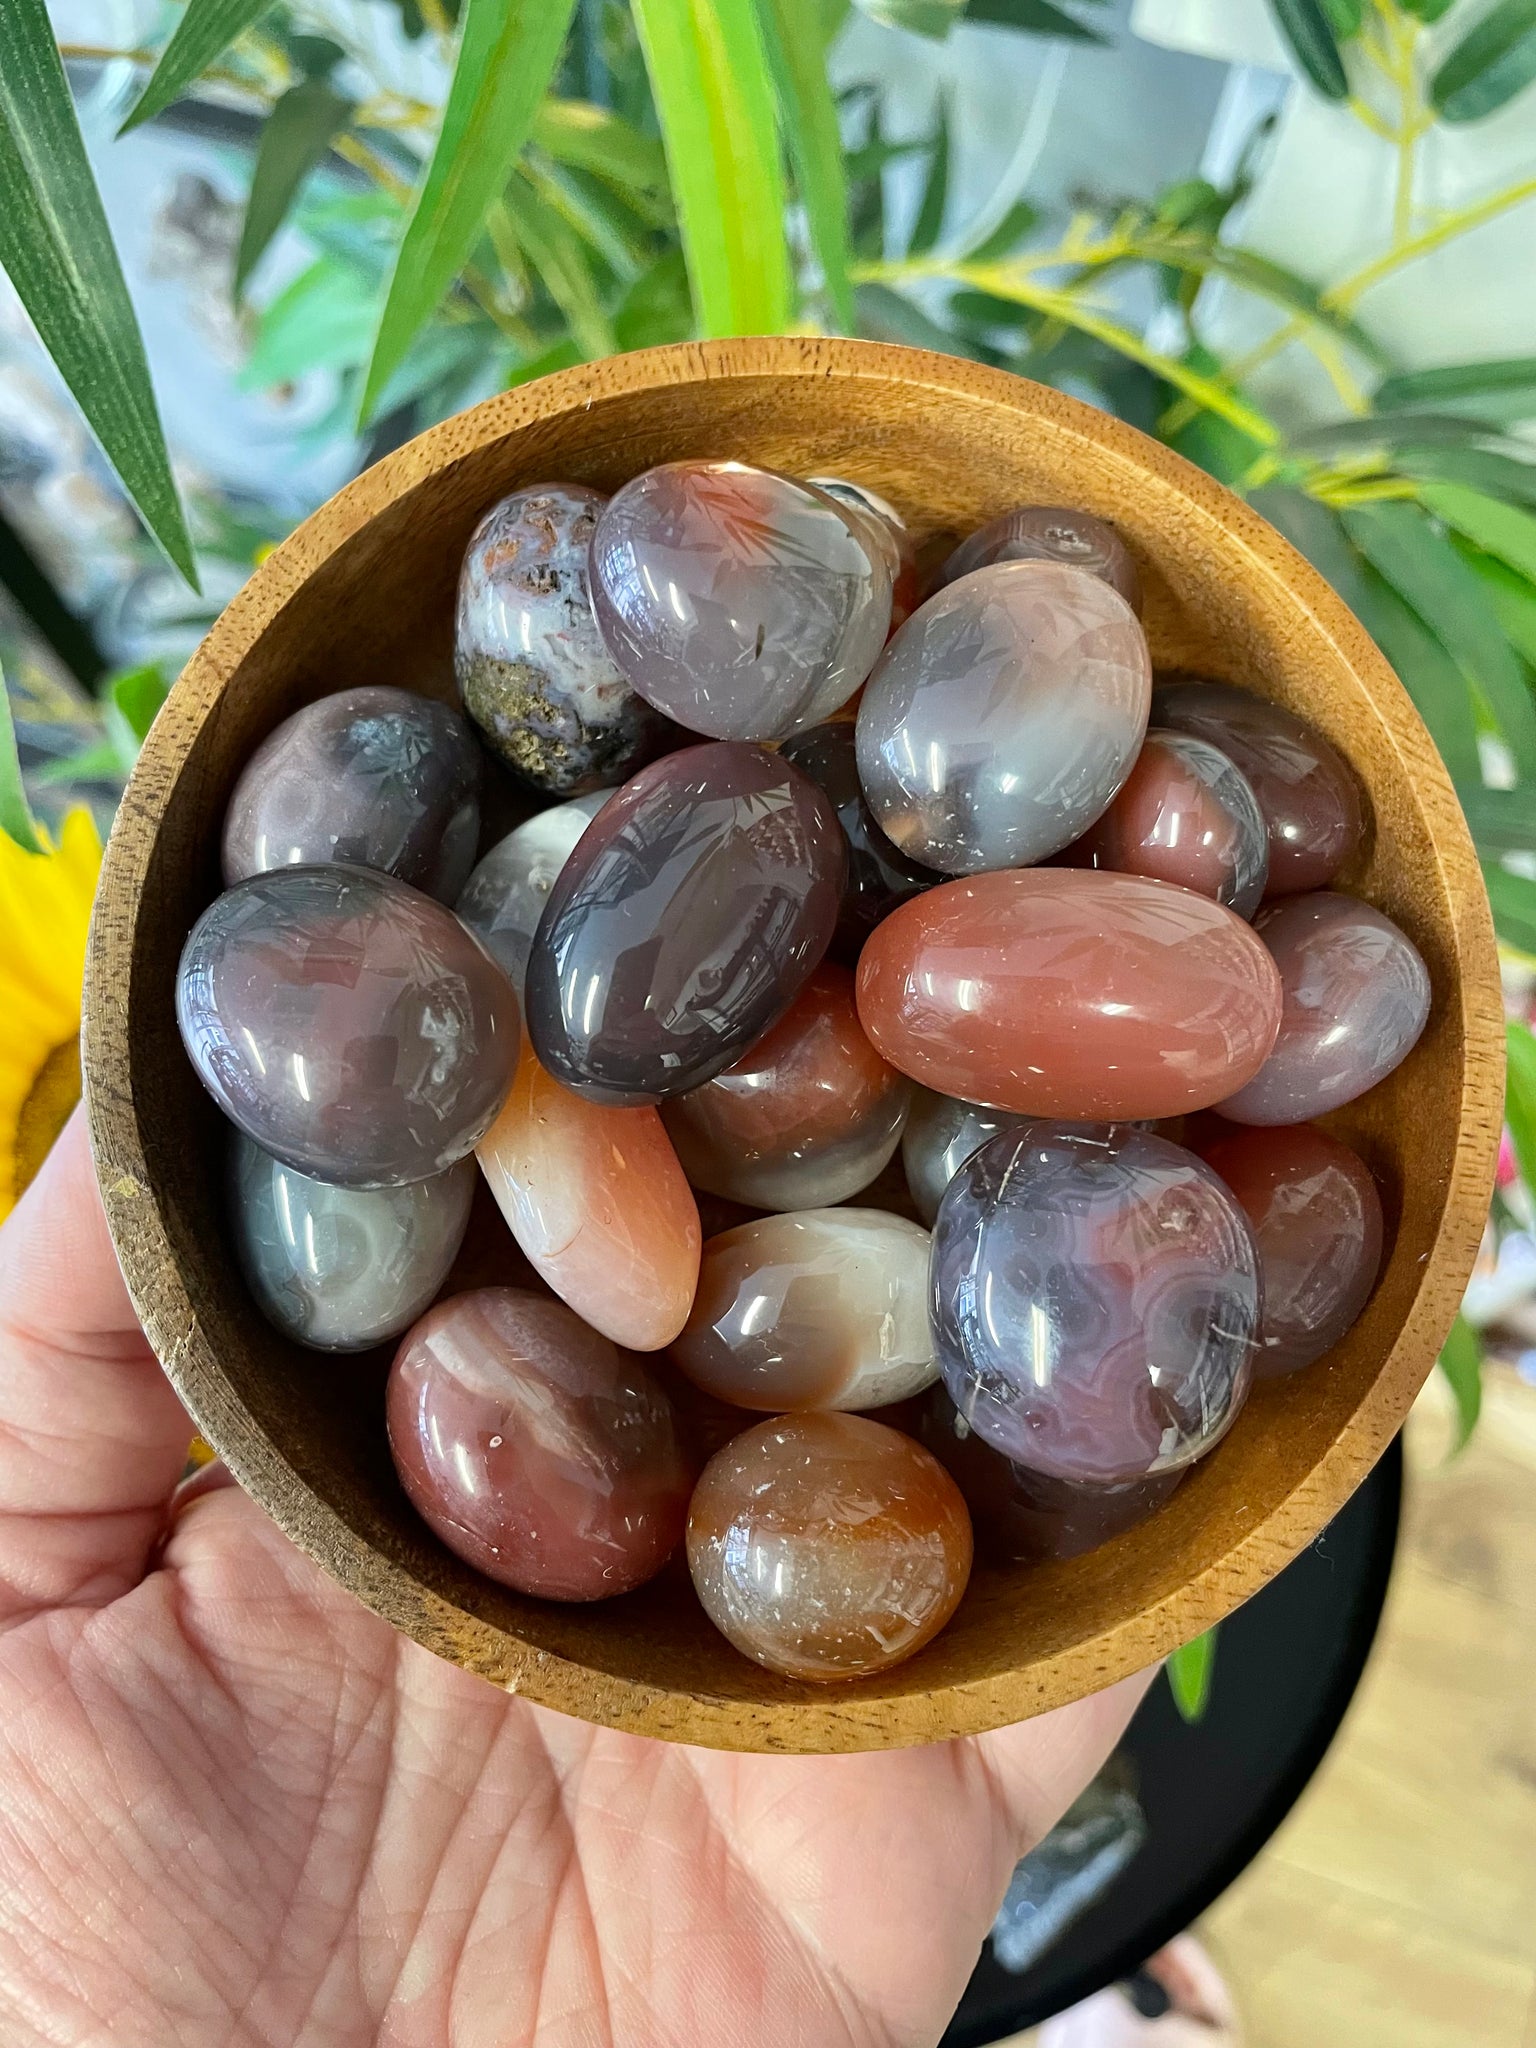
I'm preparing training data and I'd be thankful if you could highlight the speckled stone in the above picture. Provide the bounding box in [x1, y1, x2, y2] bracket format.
[456, 483, 670, 793]
[456, 791, 610, 996]
[940, 505, 1142, 613]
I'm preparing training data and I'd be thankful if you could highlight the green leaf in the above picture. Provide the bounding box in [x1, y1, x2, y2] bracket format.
[1456, 544, 1536, 668]
[753, 0, 854, 327]
[1320, 0, 1362, 33]
[1342, 501, 1536, 777]
[102, 662, 170, 774]
[502, 176, 615, 360]
[1157, 240, 1385, 365]
[1419, 481, 1536, 585]
[614, 248, 696, 351]
[0, 0, 197, 587]
[1351, 563, 1482, 787]
[1166, 1628, 1218, 1723]
[0, 658, 44, 854]
[1505, 1020, 1536, 1194]
[531, 100, 673, 225]
[631, 0, 792, 337]
[856, 280, 988, 359]
[1396, 444, 1536, 508]
[1268, 0, 1350, 97]
[1399, 0, 1457, 20]
[235, 80, 353, 296]
[34, 738, 123, 788]
[961, 200, 1039, 264]
[1462, 784, 1536, 860]
[1437, 1314, 1483, 1456]
[506, 336, 581, 388]
[1250, 486, 1375, 614]
[908, 100, 950, 256]
[361, 0, 578, 422]
[1483, 860, 1536, 953]
[1376, 355, 1536, 412]
[120, 0, 274, 133]
[1431, 0, 1536, 121]
[1295, 412, 1509, 454]
[962, 0, 1108, 39]
[852, 0, 965, 33]
[242, 260, 376, 388]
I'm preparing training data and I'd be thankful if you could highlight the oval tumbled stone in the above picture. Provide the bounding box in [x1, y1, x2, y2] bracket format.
[856, 868, 1282, 1120]
[939, 505, 1142, 612]
[177, 865, 520, 1186]
[525, 742, 846, 1106]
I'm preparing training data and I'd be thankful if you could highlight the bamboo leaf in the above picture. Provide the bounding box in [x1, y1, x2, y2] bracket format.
[1376, 355, 1536, 411]
[121, 0, 274, 134]
[631, 0, 792, 337]
[1437, 1314, 1483, 1456]
[754, 0, 854, 327]
[1352, 564, 1483, 787]
[242, 260, 376, 388]
[908, 100, 950, 256]
[1505, 1021, 1536, 1194]
[1249, 485, 1374, 614]
[1462, 784, 1536, 860]
[0, 659, 44, 855]
[1295, 412, 1509, 453]
[361, 0, 578, 422]
[1320, 0, 1362, 33]
[1268, 0, 1350, 98]
[1455, 544, 1536, 669]
[503, 177, 615, 360]
[1151, 238, 1385, 364]
[235, 80, 352, 296]
[532, 100, 671, 215]
[103, 662, 170, 774]
[1400, 0, 1457, 20]
[1397, 444, 1536, 508]
[1419, 481, 1536, 584]
[962, 0, 1109, 39]
[1431, 0, 1536, 122]
[1484, 860, 1536, 953]
[1166, 1628, 1217, 1723]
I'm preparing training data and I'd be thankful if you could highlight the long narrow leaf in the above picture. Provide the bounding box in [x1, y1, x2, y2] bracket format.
[1376, 355, 1536, 411]
[1483, 860, 1536, 953]
[631, 0, 792, 337]
[1462, 785, 1536, 861]
[1457, 545, 1536, 669]
[754, 0, 854, 328]
[908, 100, 950, 256]
[1166, 1629, 1217, 1723]
[0, 0, 196, 584]
[120, 0, 274, 134]
[1268, 0, 1349, 99]
[1505, 1021, 1536, 1194]
[502, 178, 615, 360]
[235, 80, 352, 296]
[962, 0, 1108, 38]
[1431, 0, 1536, 122]
[1398, 444, 1536, 509]
[1352, 564, 1482, 788]
[361, 0, 578, 422]
[1437, 1314, 1483, 1457]
[532, 100, 672, 208]
[1419, 482, 1536, 585]
[0, 660, 44, 855]
[1400, 0, 1456, 20]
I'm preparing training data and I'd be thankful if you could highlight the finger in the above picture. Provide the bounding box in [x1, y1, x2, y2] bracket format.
[0, 1108, 192, 1624]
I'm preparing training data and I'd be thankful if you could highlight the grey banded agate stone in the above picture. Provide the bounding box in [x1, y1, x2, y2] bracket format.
[524, 742, 846, 1106]
[221, 686, 482, 903]
[456, 483, 670, 794]
[855, 560, 1152, 875]
[940, 505, 1142, 613]
[588, 460, 892, 741]
[177, 865, 520, 1187]
[455, 791, 610, 996]
[230, 1135, 473, 1351]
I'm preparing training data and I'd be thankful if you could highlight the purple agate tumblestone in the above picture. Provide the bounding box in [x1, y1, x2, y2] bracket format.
[1216, 892, 1431, 1125]
[177, 865, 520, 1186]
[221, 686, 482, 902]
[931, 1122, 1258, 1485]
[939, 505, 1142, 613]
[588, 460, 892, 741]
[524, 741, 846, 1106]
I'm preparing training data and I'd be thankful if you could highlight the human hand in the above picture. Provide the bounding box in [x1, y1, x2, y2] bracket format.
[0, 1113, 1148, 2048]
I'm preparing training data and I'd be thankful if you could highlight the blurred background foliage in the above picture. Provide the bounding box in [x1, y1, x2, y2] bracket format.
[3, 0, 1536, 1429]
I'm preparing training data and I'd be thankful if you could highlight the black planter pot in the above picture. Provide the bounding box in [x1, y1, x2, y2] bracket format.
[944, 1437, 1404, 2045]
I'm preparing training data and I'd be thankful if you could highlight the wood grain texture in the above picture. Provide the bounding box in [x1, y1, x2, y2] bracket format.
[81, 337, 1505, 1754]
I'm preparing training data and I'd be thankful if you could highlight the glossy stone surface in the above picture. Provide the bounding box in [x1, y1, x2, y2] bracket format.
[388, 1288, 691, 1600]
[222, 686, 482, 902]
[177, 866, 520, 1186]
[230, 1135, 474, 1351]
[1153, 679, 1365, 897]
[808, 475, 920, 629]
[670, 1206, 937, 1412]
[901, 1087, 1031, 1225]
[778, 720, 934, 962]
[661, 965, 909, 1210]
[940, 505, 1142, 613]
[686, 1412, 972, 1680]
[857, 869, 1282, 1120]
[902, 1386, 1184, 1565]
[856, 561, 1152, 874]
[1195, 1121, 1383, 1377]
[932, 1122, 1259, 1484]
[455, 791, 609, 995]
[477, 1037, 700, 1350]
[525, 742, 846, 1105]
[1060, 727, 1268, 917]
[456, 483, 669, 792]
[1217, 892, 1431, 1124]
[589, 460, 892, 740]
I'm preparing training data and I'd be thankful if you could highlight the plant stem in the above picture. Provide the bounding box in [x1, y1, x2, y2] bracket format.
[1327, 176, 1536, 308]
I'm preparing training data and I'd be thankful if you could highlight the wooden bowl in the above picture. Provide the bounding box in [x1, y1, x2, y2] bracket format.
[84, 338, 1503, 1754]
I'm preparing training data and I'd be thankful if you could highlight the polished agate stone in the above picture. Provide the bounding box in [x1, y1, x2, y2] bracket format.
[670, 1206, 937, 1411]
[855, 561, 1151, 874]
[1060, 727, 1268, 917]
[778, 720, 934, 962]
[588, 460, 892, 740]
[1217, 892, 1431, 1125]
[456, 483, 669, 793]
[1196, 1121, 1383, 1377]
[388, 1288, 691, 1600]
[661, 965, 909, 1210]
[230, 1135, 474, 1351]
[686, 1412, 972, 1680]
[1153, 679, 1364, 897]
[901, 1088, 1030, 1225]
[903, 1386, 1183, 1564]
[932, 1123, 1258, 1484]
[857, 869, 1282, 1120]
[222, 686, 481, 902]
[940, 505, 1142, 613]
[808, 475, 920, 629]
[455, 791, 609, 995]
[478, 1037, 700, 1351]
[525, 742, 845, 1104]
[177, 866, 520, 1186]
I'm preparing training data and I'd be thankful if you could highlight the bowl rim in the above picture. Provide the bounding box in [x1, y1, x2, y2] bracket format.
[84, 335, 1505, 1752]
